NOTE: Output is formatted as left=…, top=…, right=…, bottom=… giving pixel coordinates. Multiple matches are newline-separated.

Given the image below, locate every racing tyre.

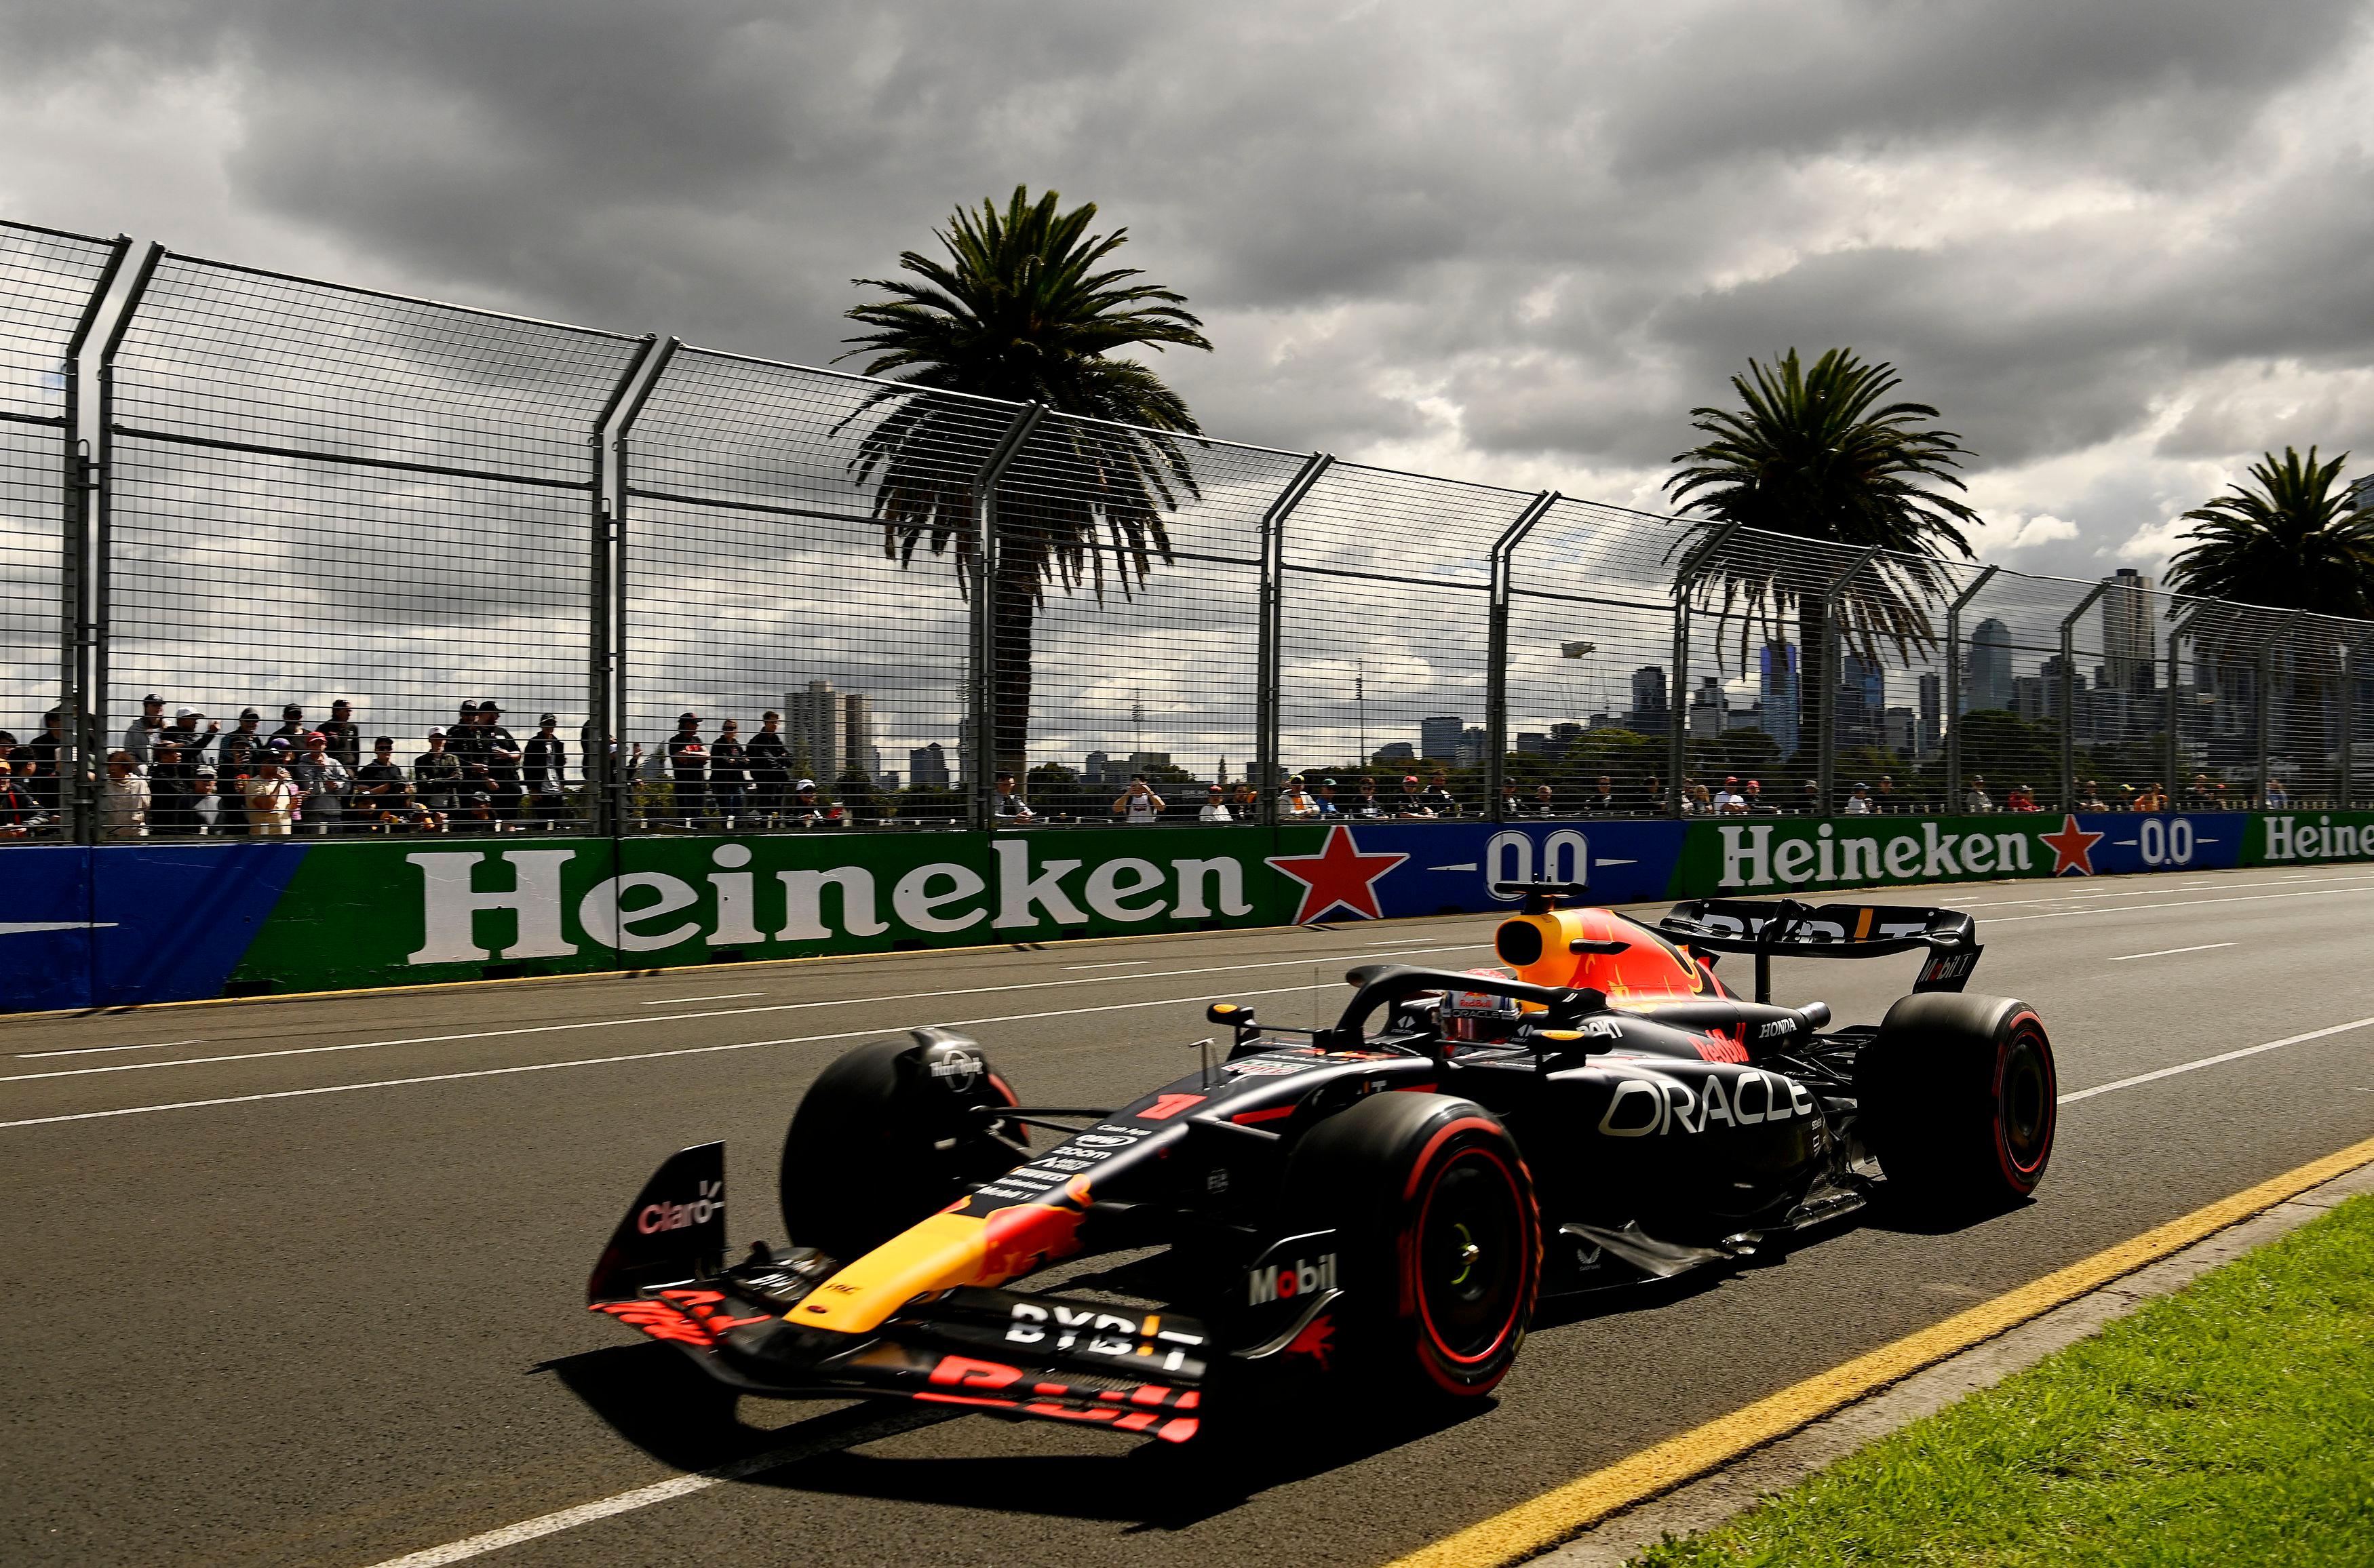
left=1856, top=993, right=2057, bottom=1213
left=1284, top=1092, right=1540, bottom=1400
left=779, top=1029, right=1024, bottom=1264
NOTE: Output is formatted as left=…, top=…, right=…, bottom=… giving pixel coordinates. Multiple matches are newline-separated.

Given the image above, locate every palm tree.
left=2165, top=447, right=2374, bottom=617
left=1663, top=347, right=1981, bottom=751
left=837, top=186, right=1213, bottom=779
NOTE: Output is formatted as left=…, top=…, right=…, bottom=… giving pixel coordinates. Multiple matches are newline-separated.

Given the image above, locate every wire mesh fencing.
left=5, top=218, right=2373, bottom=843
left=0, top=221, right=126, bottom=839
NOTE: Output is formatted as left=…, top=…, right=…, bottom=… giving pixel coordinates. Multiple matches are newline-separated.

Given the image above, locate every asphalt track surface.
left=7, top=863, right=2374, bottom=1568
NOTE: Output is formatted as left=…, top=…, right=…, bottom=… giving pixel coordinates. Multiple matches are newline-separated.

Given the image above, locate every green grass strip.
left=1633, top=1194, right=2374, bottom=1567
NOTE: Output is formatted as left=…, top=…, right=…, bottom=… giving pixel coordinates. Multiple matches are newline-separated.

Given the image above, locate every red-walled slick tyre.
left=1285, top=1091, right=1541, bottom=1400
left=1856, top=992, right=2057, bottom=1212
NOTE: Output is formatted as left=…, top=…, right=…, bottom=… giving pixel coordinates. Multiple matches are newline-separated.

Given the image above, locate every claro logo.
left=637, top=1178, right=722, bottom=1234
left=1249, top=1253, right=1338, bottom=1306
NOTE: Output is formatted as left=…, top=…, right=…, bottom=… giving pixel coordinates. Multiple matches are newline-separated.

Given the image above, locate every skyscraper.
left=1759, top=640, right=1799, bottom=756
left=1918, top=671, right=1941, bottom=756
left=2101, top=568, right=2155, bottom=693
left=908, top=743, right=950, bottom=789
left=1419, top=716, right=1465, bottom=761
left=1968, top=619, right=2013, bottom=711
left=783, top=680, right=845, bottom=781
left=1628, top=666, right=1669, bottom=734
left=841, top=692, right=877, bottom=780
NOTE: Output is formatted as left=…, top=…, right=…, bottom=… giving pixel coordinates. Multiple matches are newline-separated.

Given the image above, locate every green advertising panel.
left=231, top=827, right=1306, bottom=994
left=1669, top=812, right=2128, bottom=895
left=2240, top=810, right=2374, bottom=868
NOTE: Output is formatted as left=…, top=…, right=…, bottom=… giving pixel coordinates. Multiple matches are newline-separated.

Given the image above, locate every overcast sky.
left=7, top=0, right=2374, bottom=589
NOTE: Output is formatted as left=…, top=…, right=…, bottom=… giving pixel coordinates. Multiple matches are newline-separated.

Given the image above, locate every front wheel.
left=1856, top=993, right=2057, bottom=1212
left=1284, top=1092, right=1540, bottom=1400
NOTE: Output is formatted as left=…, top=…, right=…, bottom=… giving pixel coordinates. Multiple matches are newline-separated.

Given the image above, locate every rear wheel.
left=779, top=1029, right=1024, bottom=1263
left=1284, top=1092, right=1540, bottom=1400
left=1856, top=993, right=2057, bottom=1212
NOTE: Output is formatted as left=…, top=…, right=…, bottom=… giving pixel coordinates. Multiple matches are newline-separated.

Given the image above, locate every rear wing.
left=1657, top=898, right=1981, bottom=1002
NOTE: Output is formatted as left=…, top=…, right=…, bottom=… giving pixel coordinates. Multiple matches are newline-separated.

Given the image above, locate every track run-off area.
left=6, top=863, right=2374, bottom=1568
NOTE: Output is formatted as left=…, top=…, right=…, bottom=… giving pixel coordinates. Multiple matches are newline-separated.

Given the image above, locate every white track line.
left=0, top=982, right=1334, bottom=1132
left=2057, top=1015, right=2374, bottom=1104
left=342, top=1005, right=2374, bottom=1568
left=1985, top=882, right=2374, bottom=926
left=0, top=943, right=1494, bottom=1086
left=638, top=992, right=764, bottom=1005
left=2107, top=943, right=2236, bottom=962
left=15, top=1038, right=203, bottom=1059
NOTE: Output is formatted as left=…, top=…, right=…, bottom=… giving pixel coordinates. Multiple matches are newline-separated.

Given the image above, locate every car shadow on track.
left=541, top=1339, right=1494, bottom=1530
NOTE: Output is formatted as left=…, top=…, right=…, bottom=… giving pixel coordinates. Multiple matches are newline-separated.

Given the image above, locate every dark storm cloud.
left=5, top=0, right=2374, bottom=576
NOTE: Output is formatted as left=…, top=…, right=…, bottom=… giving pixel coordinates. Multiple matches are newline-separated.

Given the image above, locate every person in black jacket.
left=477, top=701, right=524, bottom=827
left=524, top=713, right=568, bottom=829
left=216, top=709, right=269, bottom=835
left=665, top=713, right=707, bottom=827
left=709, top=718, right=749, bottom=829
left=317, top=700, right=362, bottom=770
left=747, top=710, right=790, bottom=827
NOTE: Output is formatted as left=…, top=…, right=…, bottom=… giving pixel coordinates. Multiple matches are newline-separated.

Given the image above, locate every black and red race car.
left=586, top=884, right=2056, bottom=1443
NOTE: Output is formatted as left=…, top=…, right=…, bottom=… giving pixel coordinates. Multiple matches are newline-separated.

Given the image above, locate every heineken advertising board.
left=0, top=810, right=2354, bottom=1011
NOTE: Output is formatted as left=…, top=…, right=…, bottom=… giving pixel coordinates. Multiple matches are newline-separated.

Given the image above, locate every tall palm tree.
left=837, top=186, right=1212, bottom=779
left=1663, top=347, right=1980, bottom=751
left=2165, top=447, right=2374, bottom=617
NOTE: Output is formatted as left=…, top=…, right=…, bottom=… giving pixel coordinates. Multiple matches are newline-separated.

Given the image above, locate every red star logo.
left=2038, top=813, right=2105, bottom=876
left=1266, top=825, right=1409, bottom=924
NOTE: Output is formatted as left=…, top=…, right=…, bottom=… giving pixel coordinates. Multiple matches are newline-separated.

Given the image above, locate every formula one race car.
left=586, top=884, right=2056, bottom=1443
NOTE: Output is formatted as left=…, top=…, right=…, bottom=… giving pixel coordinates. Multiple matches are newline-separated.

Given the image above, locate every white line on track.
left=2059, top=1016, right=2374, bottom=1104
left=0, top=981, right=1335, bottom=1131
left=1983, top=882, right=2374, bottom=926
left=338, top=1001, right=2374, bottom=1568
left=1058, top=960, right=1157, bottom=970
left=14, top=1038, right=203, bottom=1059
left=0, top=944, right=1496, bottom=1086
left=2107, top=943, right=2236, bottom=962
left=637, top=992, right=764, bottom=1005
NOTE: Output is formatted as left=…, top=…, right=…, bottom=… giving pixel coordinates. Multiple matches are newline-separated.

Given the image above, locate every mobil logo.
left=1248, top=1251, right=1338, bottom=1306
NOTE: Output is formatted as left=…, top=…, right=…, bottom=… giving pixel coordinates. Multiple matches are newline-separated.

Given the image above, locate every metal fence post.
left=969, top=403, right=1045, bottom=831
left=1942, top=564, right=1998, bottom=817
left=54, top=236, right=129, bottom=846
left=1668, top=521, right=1741, bottom=818
left=2343, top=629, right=2374, bottom=810
left=1485, top=491, right=1557, bottom=822
left=1815, top=546, right=1882, bottom=816
left=2057, top=582, right=2109, bottom=810
left=2164, top=608, right=2188, bottom=806
left=1255, top=454, right=1331, bottom=827
left=589, top=335, right=665, bottom=840
left=87, top=241, right=163, bottom=844
left=2257, top=610, right=2305, bottom=807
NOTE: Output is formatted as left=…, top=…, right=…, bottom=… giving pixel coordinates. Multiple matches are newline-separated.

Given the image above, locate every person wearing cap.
left=1312, top=777, right=1343, bottom=817
left=1394, top=775, right=1435, bottom=819
left=291, top=730, right=351, bottom=836
left=1742, top=779, right=1770, bottom=814
left=317, top=701, right=362, bottom=770
left=524, top=714, right=569, bottom=829
left=475, top=702, right=524, bottom=825
left=412, top=728, right=463, bottom=823
left=1964, top=773, right=1993, bottom=814
left=149, top=739, right=200, bottom=836
left=122, top=693, right=168, bottom=766
left=161, top=704, right=220, bottom=765
left=101, top=750, right=151, bottom=838
left=1198, top=784, right=1232, bottom=823
left=244, top=747, right=296, bottom=836
left=269, top=703, right=307, bottom=749
left=354, top=737, right=412, bottom=831
left=790, top=777, right=834, bottom=829
left=1713, top=777, right=1745, bottom=813
left=1844, top=781, right=1875, bottom=815
left=216, top=709, right=267, bottom=834
left=1351, top=776, right=1386, bottom=819
left=189, top=766, right=222, bottom=836
left=1278, top=777, right=1319, bottom=821
left=666, top=712, right=707, bottom=827
left=993, top=771, right=1034, bottom=824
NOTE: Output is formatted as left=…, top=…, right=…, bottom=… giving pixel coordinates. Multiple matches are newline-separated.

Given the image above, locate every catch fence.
left=5, top=216, right=2371, bottom=844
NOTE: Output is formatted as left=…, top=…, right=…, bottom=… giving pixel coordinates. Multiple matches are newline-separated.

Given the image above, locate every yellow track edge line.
left=1386, top=1132, right=2374, bottom=1568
